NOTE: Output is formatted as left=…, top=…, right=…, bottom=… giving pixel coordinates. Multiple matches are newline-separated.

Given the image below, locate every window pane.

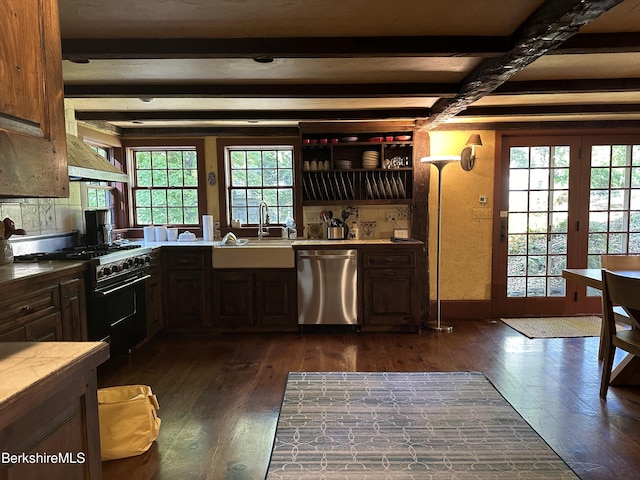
left=138, top=170, right=152, bottom=187
left=168, top=170, right=184, bottom=187
left=152, top=170, right=168, bottom=187
left=168, top=151, right=183, bottom=169
left=151, top=151, right=167, bottom=169
left=136, top=151, right=151, bottom=169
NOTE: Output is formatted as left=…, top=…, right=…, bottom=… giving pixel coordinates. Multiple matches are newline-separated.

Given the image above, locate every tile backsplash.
left=302, top=204, right=411, bottom=239
left=0, top=183, right=84, bottom=236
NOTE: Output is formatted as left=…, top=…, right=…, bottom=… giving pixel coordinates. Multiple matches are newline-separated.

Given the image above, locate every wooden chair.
left=598, top=255, right=640, bottom=357
left=600, top=269, right=640, bottom=399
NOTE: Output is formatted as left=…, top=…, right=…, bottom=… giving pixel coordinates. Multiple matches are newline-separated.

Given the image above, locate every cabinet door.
left=25, top=312, right=63, bottom=341
left=0, top=0, right=68, bottom=197
left=60, top=278, right=88, bottom=341
left=146, top=251, right=164, bottom=336
left=255, top=271, right=296, bottom=326
left=166, top=271, right=207, bottom=328
left=362, top=269, right=416, bottom=328
left=213, top=272, right=254, bottom=327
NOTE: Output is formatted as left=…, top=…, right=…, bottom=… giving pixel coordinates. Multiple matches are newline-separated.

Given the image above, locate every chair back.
left=601, top=254, right=640, bottom=270
left=601, top=269, right=640, bottom=337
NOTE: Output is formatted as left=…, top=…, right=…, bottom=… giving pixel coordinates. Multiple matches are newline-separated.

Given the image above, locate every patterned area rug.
left=500, top=315, right=603, bottom=338
left=266, top=372, right=579, bottom=479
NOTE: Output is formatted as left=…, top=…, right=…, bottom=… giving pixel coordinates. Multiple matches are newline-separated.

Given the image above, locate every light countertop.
left=0, top=261, right=86, bottom=285
left=0, top=342, right=109, bottom=410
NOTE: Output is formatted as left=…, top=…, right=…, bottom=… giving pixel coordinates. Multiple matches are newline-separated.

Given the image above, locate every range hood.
left=66, top=134, right=129, bottom=183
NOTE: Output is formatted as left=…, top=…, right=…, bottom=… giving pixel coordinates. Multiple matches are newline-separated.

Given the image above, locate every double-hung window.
left=218, top=139, right=297, bottom=229
left=127, top=140, right=205, bottom=227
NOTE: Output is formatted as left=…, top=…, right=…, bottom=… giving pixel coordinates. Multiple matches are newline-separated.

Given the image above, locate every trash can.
left=97, top=385, right=161, bottom=461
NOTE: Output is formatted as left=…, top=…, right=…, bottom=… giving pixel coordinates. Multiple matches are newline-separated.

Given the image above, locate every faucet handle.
left=265, top=213, right=270, bottom=225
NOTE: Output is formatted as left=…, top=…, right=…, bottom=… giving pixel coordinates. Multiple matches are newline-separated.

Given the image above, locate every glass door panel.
left=585, top=141, right=640, bottom=300
left=497, top=136, right=581, bottom=316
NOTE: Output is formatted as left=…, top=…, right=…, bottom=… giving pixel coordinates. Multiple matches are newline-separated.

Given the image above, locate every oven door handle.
left=95, top=274, right=151, bottom=297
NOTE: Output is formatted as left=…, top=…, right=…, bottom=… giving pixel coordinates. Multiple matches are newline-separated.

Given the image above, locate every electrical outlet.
left=386, top=213, right=396, bottom=222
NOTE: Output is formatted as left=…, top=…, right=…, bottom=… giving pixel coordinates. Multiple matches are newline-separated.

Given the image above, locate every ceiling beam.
left=61, top=32, right=640, bottom=62
left=64, top=83, right=457, bottom=99
left=424, top=0, right=624, bottom=130
left=458, top=103, right=640, bottom=118
left=493, top=78, right=640, bottom=95
left=61, top=36, right=508, bottom=61
left=550, top=32, right=640, bottom=54
left=74, top=108, right=430, bottom=122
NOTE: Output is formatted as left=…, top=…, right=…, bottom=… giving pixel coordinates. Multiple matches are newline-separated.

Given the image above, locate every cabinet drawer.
left=0, top=286, right=60, bottom=327
left=363, top=251, right=416, bottom=268
left=168, top=253, right=205, bottom=270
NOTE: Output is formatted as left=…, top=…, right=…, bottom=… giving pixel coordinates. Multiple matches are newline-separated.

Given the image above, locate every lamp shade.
left=466, top=134, right=483, bottom=147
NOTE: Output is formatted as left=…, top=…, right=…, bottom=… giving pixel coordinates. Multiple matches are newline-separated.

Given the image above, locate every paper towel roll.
left=143, top=226, right=156, bottom=242
left=202, top=215, right=214, bottom=242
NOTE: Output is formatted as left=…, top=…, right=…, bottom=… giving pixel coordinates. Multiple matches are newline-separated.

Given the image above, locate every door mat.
left=266, top=371, right=579, bottom=479
left=500, top=315, right=604, bottom=338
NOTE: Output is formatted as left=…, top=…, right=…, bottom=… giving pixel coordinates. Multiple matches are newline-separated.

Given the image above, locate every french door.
left=495, top=134, right=640, bottom=317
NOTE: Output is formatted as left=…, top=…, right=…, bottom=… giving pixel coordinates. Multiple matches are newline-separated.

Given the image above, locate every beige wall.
left=427, top=131, right=495, bottom=301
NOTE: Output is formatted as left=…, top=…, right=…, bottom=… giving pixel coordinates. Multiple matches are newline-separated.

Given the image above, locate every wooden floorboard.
left=98, top=319, right=640, bottom=480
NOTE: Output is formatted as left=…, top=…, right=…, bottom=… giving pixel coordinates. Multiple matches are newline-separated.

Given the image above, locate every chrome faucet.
left=258, top=200, right=270, bottom=240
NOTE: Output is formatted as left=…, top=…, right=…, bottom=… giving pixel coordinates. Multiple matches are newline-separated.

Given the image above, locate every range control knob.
left=97, top=268, right=105, bottom=278
left=144, top=255, right=151, bottom=264
left=121, top=262, right=130, bottom=270
left=102, top=266, right=112, bottom=276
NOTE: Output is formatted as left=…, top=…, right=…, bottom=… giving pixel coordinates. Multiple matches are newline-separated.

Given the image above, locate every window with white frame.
left=225, top=145, right=294, bottom=225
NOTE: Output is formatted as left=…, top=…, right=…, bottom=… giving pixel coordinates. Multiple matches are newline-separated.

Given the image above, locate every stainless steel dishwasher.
left=297, top=249, right=358, bottom=326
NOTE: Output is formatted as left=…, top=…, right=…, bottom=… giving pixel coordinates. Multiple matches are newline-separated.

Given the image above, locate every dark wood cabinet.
left=60, top=278, right=87, bottom=341
left=163, top=247, right=212, bottom=329
left=212, top=269, right=296, bottom=330
left=145, top=248, right=164, bottom=337
left=361, top=246, right=420, bottom=332
left=212, top=271, right=254, bottom=328
left=0, top=342, right=108, bottom=480
left=255, top=270, right=296, bottom=327
left=0, top=285, right=63, bottom=342
left=0, top=0, right=68, bottom=197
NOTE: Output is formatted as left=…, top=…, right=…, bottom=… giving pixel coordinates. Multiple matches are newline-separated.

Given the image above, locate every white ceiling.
left=59, top=0, right=640, bottom=133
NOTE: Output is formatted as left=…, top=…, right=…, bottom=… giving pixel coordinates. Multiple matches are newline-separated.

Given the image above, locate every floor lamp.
left=420, top=156, right=460, bottom=332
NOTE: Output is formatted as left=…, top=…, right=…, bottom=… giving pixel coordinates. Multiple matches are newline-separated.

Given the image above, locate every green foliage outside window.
left=133, top=148, right=199, bottom=225
left=228, top=147, right=294, bottom=225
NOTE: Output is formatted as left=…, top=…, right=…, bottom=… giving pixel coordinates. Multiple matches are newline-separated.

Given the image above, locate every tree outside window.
left=226, top=146, right=294, bottom=225
left=131, top=147, right=200, bottom=226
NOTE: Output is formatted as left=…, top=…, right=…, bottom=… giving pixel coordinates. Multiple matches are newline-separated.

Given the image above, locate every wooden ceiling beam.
left=458, top=103, right=640, bottom=118
left=64, top=83, right=457, bottom=98
left=551, top=32, right=640, bottom=55
left=494, top=78, right=640, bottom=95
left=62, top=36, right=508, bottom=61
left=424, top=0, right=624, bottom=129
left=61, top=32, right=640, bottom=62
left=74, top=108, right=430, bottom=122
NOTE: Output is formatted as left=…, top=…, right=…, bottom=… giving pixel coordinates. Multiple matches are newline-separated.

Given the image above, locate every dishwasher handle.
left=298, top=253, right=354, bottom=260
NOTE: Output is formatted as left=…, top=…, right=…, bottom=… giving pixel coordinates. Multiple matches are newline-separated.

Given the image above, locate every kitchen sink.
left=212, top=238, right=295, bottom=268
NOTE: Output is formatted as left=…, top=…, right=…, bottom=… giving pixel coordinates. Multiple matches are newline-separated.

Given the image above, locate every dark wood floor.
left=98, top=319, right=640, bottom=480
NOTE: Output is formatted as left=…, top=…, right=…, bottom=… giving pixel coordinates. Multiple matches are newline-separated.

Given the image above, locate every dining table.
left=562, top=268, right=640, bottom=386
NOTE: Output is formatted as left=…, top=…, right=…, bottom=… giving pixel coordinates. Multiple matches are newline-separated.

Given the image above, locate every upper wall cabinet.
left=0, top=0, right=68, bottom=198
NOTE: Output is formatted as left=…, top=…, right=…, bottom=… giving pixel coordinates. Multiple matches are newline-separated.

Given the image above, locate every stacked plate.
left=334, top=159, right=352, bottom=170
left=362, top=150, right=380, bottom=169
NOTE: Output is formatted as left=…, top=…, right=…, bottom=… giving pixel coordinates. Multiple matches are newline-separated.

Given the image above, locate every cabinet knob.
left=22, top=306, right=35, bottom=315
